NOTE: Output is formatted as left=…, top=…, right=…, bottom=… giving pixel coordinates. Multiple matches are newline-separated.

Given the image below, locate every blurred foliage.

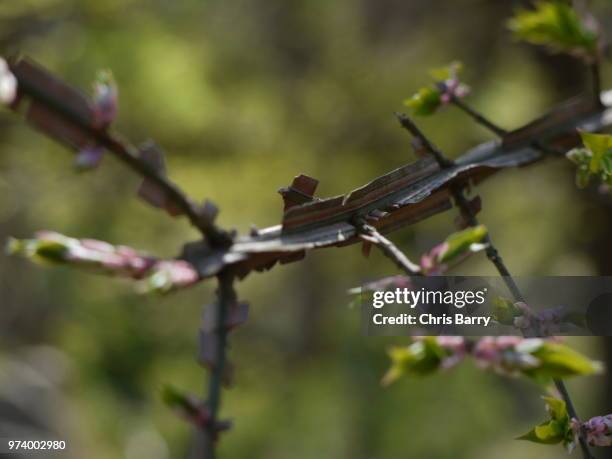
left=567, top=131, right=612, bottom=188
left=508, top=1, right=599, bottom=61
left=1, top=1, right=612, bottom=458
left=404, top=61, right=469, bottom=116
left=518, top=396, right=575, bottom=452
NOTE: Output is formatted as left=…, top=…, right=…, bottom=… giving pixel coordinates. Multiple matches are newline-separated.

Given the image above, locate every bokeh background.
left=1, top=1, right=612, bottom=458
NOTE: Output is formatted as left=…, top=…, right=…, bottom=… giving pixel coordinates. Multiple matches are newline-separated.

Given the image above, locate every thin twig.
left=104, top=135, right=232, bottom=247
left=450, top=97, right=508, bottom=137
left=456, top=189, right=593, bottom=459
left=451, top=190, right=525, bottom=302
left=12, top=74, right=232, bottom=246
left=354, top=218, right=421, bottom=275
left=448, top=97, right=574, bottom=158
left=397, top=113, right=595, bottom=459
left=394, top=112, right=454, bottom=168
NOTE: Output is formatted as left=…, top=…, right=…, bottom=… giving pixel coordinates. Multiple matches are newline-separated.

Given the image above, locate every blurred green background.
left=1, top=1, right=612, bottom=458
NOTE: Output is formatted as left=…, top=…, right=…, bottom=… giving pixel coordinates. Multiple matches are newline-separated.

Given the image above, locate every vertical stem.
left=195, top=271, right=234, bottom=459
left=453, top=188, right=592, bottom=459
left=452, top=190, right=525, bottom=302
left=453, top=187, right=593, bottom=459
left=397, top=114, right=594, bottom=459
left=207, top=271, right=233, bottom=419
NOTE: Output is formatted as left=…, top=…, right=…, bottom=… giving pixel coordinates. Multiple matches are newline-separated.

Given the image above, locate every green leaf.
left=161, top=384, right=197, bottom=415
left=535, top=421, right=565, bottom=442
left=517, top=397, right=571, bottom=446
left=95, top=69, right=115, bottom=87
left=404, top=86, right=442, bottom=116
left=382, top=338, right=449, bottom=386
left=600, top=150, right=612, bottom=175
left=437, top=224, right=488, bottom=264
left=428, top=61, right=463, bottom=82
left=567, top=133, right=612, bottom=188
left=579, top=131, right=612, bottom=173
left=566, top=147, right=590, bottom=165
left=517, top=426, right=561, bottom=444
left=5, top=236, right=69, bottom=265
left=492, top=296, right=522, bottom=325
left=542, top=396, right=568, bottom=420
left=524, top=341, right=603, bottom=381
left=508, top=1, right=598, bottom=60
left=33, top=240, right=70, bottom=263
left=575, top=165, right=591, bottom=188
left=5, top=237, right=24, bottom=256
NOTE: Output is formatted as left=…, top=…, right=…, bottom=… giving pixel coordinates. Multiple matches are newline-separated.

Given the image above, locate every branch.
left=207, top=272, right=233, bottom=420
left=5, top=56, right=231, bottom=247
left=394, top=112, right=454, bottom=167
left=353, top=218, right=421, bottom=275
left=450, top=97, right=509, bottom=137
left=448, top=96, right=567, bottom=160
left=6, top=231, right=200, bottom=294
left=102, top=135, right=231, bottom=247
left=6, top=58, right=612, bottom=284
left=451, top=191, right=526, bottom=301
left=396, top=113, right=595, bottom=459
left=193, top=270, right=239, bottom=459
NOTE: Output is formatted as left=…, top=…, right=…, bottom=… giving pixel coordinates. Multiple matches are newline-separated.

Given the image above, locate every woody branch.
left=395, top=112, right=595, bottom=459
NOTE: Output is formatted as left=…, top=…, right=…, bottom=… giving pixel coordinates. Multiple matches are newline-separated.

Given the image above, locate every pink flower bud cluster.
left=403, top=336, right=552, bottom=376
left=513, top=302, right=570, bottom=336
left=92, top=70, right=118, bottom=128
left=75, top=71, right=119, bottom=170
left=0, top=57, right=17, bottom=105
left=472, top=336, right=541, bottom=376
left=75, top=146, right=105, bottom=170
left=8, top=231, right=199, bottom=293
left=36, top=231, right=157, bottom=276
left=437, top=78, right=470, bottom=105
left=144, top=259, right=200, bottom=294
left=420, top=336, right=468, bottom=369
left=573, top=415, right=612, bottom=447
left=419, top=242, right=449, bottom=275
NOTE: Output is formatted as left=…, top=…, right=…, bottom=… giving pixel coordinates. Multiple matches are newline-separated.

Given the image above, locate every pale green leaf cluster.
left=436, top=224, right=488, bottom=264
left=404, top=86, right=442, bottom=116
left=403, top=61, right=466, bottom=116
left=6, top=235, right=71, bottom=265
left=518, top=397, right=576, bottom=452
left=567, top=131, right=612, bottom=188
left=428, top=61, right=463, bottom=82
left=161, top=384, right=193, bottom=410
left=382, top=338, right=457, bottom=386
left=384, top=338, right=601, bottom=387
left=419, top=224, right=488, bottom=274
left=521, top=340, right=603, bottom=383
left=508, top=1, right=598, bottom=60
left=491, top=296, right=523, bottom=325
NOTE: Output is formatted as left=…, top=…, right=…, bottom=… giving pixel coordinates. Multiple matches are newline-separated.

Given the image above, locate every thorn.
left=279, top=174, right=319, bottom=211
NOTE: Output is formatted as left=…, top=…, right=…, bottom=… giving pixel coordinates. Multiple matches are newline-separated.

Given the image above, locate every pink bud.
left=92, top=70, right=118, bottom=128
left=0, top=58, right=17, bottom=105
left=75, top=146, right=105, bottom=170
